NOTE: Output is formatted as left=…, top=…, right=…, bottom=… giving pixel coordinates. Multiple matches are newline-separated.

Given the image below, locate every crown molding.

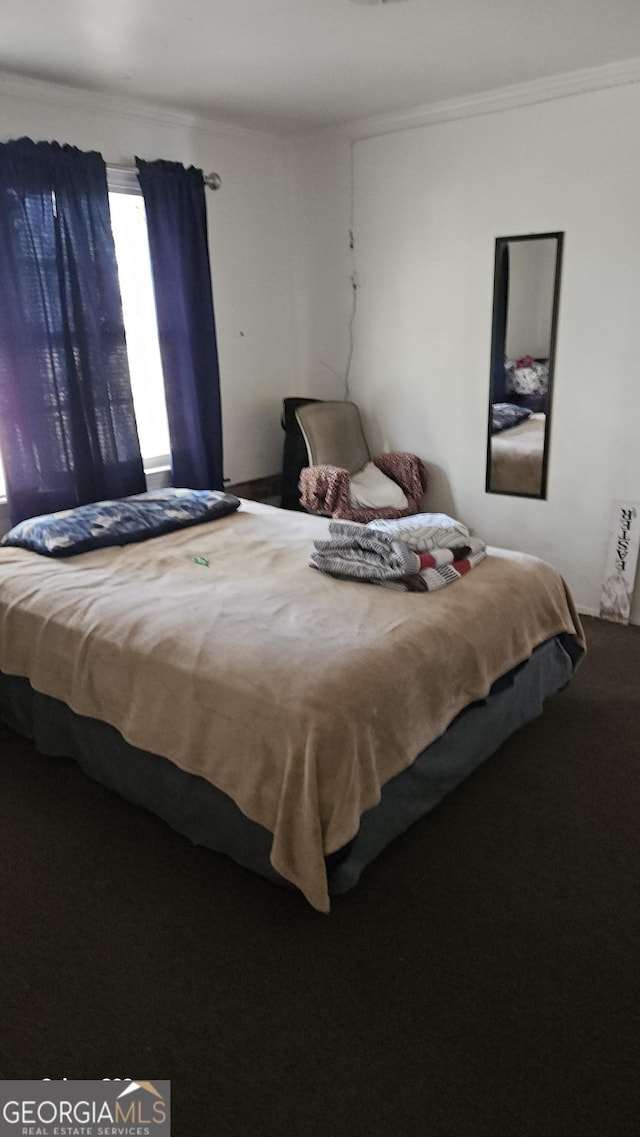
left=0, top=70, right=285, bottom=147
left=3, top=55, right=640, bottom=152
left=290, top=55, right=640, bottom=146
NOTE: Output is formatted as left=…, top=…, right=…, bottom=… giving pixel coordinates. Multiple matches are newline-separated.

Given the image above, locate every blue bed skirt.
left=0, top=634, right=576, bottom=899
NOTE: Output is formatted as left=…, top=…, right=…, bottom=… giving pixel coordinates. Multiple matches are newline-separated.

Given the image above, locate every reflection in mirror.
left=486, top=232, right=563, bottom=499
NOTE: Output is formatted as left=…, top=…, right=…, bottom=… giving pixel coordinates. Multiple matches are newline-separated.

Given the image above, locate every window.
left=0, top=176, right=170, bottom=502
left=108, top=186, right=170, bottom=471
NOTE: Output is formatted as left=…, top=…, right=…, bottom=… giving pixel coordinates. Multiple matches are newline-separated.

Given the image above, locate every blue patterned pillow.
left=491, top=403, right=533, bottom=434
left=0, top=489, right=241, bottom=557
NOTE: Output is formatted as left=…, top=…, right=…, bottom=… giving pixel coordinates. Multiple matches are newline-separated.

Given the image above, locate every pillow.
left=505, top=359, right=549, bottom=396
left=349, top=462, right=408, bottom=510
left=491, top=403, right=533, bottom=434
left=0, top=488, right=241, bottom=557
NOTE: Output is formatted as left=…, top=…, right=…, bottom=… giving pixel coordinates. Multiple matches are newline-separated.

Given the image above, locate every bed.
left=0, top=496, right=584, bottom=912
left=489, top=413, right=546, bottom=496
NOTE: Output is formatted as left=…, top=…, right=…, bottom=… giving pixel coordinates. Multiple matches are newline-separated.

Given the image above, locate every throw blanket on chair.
left=311, top=514, right=486, bottom=591
left=299, top=452, right=428, bottom=522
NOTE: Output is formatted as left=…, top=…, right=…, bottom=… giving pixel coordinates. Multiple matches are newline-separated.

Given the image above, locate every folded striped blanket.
left=311, top=514, right=486, bottom=591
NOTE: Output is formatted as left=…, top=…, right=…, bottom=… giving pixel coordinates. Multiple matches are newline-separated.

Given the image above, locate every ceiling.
left=3, top=0, right=640, bottom=135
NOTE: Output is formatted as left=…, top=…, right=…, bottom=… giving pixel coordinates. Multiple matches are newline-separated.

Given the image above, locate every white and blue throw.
left=1, top=488, right=241, bottom=557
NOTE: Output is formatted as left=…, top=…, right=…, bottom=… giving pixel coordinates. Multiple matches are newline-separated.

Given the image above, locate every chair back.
left=295, top=401, right=371, bottom=475
left=280, top=397, right=322, bottom=509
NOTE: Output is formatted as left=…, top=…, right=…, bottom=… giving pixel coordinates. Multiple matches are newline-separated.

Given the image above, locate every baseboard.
left=577, top=604, right=640, bottom=627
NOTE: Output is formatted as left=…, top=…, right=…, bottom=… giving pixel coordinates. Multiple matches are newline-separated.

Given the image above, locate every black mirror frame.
left=485, top=231, right=564, bottom=500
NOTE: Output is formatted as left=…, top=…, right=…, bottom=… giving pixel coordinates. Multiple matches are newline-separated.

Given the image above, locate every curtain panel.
left=0, top=137, right=145, bottom=524
left=490, top=241, right=510, bottom=404
left=136, top=157, right=223, bottom=491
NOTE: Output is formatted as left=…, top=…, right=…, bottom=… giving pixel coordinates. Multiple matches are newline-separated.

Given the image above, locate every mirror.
left=486, top=232, right=563, bottom=499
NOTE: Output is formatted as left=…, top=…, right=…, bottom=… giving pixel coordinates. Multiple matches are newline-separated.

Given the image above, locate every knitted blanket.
left=299, top=452, right=428, bottom=522
left=311, top=514, right=486, bottom=591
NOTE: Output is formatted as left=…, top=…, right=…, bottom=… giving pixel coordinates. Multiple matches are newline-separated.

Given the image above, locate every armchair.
left=295, top=400, right=428, bottom=522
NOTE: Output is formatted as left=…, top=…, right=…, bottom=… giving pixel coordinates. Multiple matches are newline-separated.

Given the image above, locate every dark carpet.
left=0, top=615, right=638, bottom=1137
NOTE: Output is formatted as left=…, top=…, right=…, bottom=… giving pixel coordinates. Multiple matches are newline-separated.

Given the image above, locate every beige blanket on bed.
left=0, top=501, right=584, bottom=912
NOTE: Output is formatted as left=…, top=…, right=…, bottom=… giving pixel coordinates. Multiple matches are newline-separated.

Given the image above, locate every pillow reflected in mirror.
left=491, top=403, right=533, bottom=435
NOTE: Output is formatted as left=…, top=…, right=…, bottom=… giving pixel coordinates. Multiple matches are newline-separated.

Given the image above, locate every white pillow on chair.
left=349, top=461, right=408, bottom=510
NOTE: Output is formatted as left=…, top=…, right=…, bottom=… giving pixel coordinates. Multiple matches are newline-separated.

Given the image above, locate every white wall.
left=285, top=137, right=355, bottom=400
left=288, top=82, right=640, bottom=623
left=0, top=76, right=296, bottom=487
left=3, top=72, right=640, bottom=623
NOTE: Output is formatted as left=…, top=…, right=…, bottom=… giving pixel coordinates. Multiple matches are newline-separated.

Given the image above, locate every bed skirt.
left=0, top=634, right=576, bottom=899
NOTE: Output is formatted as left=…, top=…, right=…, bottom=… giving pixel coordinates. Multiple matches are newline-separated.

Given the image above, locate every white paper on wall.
left=599, top=501, right=640, bottom=625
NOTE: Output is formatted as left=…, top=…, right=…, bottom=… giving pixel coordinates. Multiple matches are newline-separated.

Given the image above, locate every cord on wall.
left=343, top=275, right=358, bottom=401
left=320, top=144, right=358, bottom=397
left=342, top=139, right=359, bottom=401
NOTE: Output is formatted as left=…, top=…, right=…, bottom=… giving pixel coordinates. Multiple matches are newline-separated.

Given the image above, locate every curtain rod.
left=108, top=164, right=221, bottom=190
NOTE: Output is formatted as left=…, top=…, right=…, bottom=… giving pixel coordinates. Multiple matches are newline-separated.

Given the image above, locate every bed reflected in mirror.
left=486, top=232, right=563, bottom=499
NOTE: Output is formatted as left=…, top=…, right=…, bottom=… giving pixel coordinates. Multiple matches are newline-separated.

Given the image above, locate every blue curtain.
left=136, top=158, right=223, bottom=490
left=0, top=137, right=146, bottom=525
